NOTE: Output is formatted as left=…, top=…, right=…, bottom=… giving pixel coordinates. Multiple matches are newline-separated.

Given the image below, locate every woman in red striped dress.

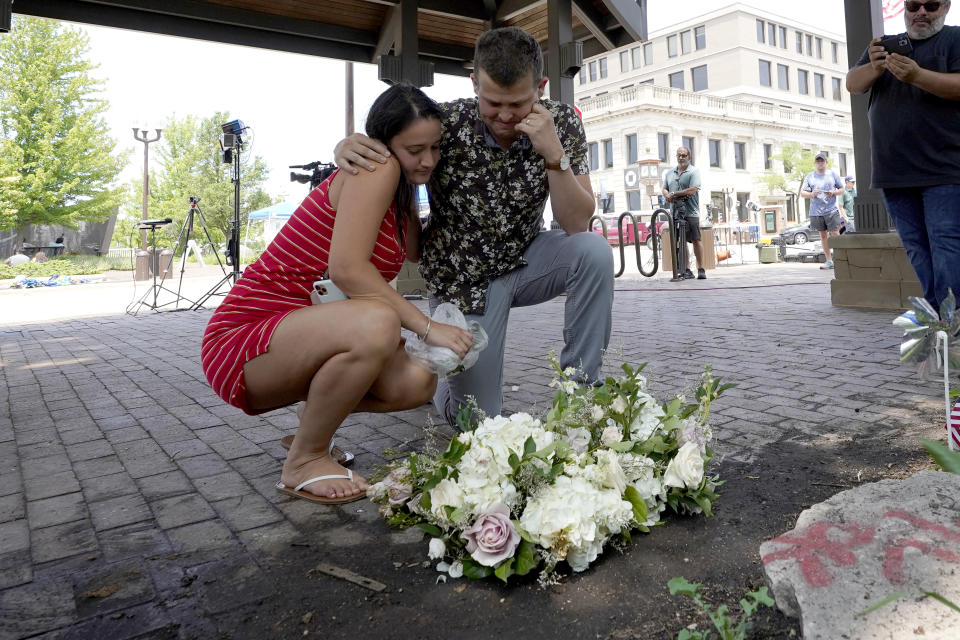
left=201, top=85, right=474, bottom=504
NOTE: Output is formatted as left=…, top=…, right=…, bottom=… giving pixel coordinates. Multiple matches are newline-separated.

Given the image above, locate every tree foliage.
left=132, top=112, right=272, bottom=250
left=756, top=142, right=817, bottom=198
left=0, top=17, right=125, bottom=230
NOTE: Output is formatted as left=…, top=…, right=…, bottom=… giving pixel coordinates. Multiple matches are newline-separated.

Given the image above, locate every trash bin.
left=758, top=244, right=781, bottom=263
left=135, top=250, right=151, bottom=281
left=158, top=249, right=174, bottom=278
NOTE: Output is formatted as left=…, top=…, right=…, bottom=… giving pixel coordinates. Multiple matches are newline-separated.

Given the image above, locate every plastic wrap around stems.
left=405, top=303, right=489, bottom=376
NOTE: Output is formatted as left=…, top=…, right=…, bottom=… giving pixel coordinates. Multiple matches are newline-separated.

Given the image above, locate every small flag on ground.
left=948, top=398, right=960, bottom=449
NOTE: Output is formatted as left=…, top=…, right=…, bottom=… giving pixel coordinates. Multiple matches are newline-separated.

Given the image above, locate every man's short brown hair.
left=474, top=27, right=543, bottom=87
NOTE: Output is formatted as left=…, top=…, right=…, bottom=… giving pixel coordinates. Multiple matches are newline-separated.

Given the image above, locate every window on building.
left=667, top=34, right=678, bottom=57
left=681, top=30, right=692, bottom=54
left=710, top=191, right=727, bottom=224
left=579, top=70, right=586, bottom=85
left=682, top=136, right=695, bottom=164
left=737, top=192, right=751, bottom=222
left=626, top=134, right=638, bottom=164
left=816, top=37, right=823, bottom=58
left=734, top=142, right=746, bottom=169
left=783, top=155, right=793, bottom=174
left=589, top=61, right=597, bottom=82
left=640, top=78, right=654, bottom=85
left=643, top=42, right=653, bottom=65
left=763, top=144, right=773, bottom=170
left=589, top=142, right=599, bottom=170
left=631, top=46, right=642, bottom=68
left=658, top=133, right=669, bottom=163
left=805, top=34, right=813, bottom=56
left=599, top=193, right=615, bottom=213
left=709, top=139, right=721, bottom=167
left=768, top=22, right=777, bottom=46
left=832, top=76, right=842, bottom=100
left=669, top=71, right=685, bottom=89
left=599, top=57, right=608, bottom=78
left=695, top=25, right=706, bottom=50
left=759, top=59, right=772, bottom=87
left=691, top=65, right=708, bottom=91
left=603, top=139, right=614, bottom=168
left=839, top=152, right=847, bottom=177
left=779, top=26, right=787, bottom=49
left=620, top=50, right=630, bottom=73
left=777, top=64, right=789, bottom=90
left=798, top=69, right=809, bottom=95
left=796, top=31, right=803, bottom=53
left=757, top=19, right=765, bottom=43
left=814, top=72, right=825, bottom=97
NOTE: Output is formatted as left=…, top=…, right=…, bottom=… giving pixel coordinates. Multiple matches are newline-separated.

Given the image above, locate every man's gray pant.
left=432, top=230, right=614, bottom=427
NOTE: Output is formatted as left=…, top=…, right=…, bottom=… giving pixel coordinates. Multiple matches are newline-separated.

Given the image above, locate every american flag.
left=883, top=0, right=905, bottom=21
left=948, top=398, right=960, bottom=449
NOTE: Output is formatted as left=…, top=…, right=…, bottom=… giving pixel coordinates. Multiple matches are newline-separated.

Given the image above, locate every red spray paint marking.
left=762, top=521, right=875, bottom=587
left=883, top=538, right=960, bottom=585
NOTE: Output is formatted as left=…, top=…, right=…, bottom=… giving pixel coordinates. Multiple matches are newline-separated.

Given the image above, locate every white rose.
left=590, top=404, right=606, bottom=422
left=663, top=442, right=705, bottom=489
left=429, top=478, right=466, bottom=520
left=428, top=538, right=446, bottom=560
left=611, top=396, right=627, bottom=414
left=564, top=427, right=591, bottom=454
left=601, top=426, right=622, bottom=445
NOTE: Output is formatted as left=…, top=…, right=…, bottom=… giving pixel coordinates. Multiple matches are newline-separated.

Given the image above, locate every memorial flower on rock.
left=368, top=355, right=730, bottom=585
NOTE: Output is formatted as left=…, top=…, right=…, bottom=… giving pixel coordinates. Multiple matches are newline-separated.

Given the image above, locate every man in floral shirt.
left=335, top=27, right=613, bottom=427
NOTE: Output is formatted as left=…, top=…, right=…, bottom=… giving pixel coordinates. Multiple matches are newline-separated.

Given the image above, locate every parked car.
left=592, top=212, right=667, bottom=249
left=780, top=218, right=853, bottom=245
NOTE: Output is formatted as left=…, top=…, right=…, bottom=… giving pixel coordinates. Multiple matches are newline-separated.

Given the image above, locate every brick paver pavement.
left=0, top=261, right=948, bottom=639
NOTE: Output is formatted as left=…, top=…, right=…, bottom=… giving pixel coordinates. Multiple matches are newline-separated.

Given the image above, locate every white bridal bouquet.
left=368, top=355, right=730, bottom=584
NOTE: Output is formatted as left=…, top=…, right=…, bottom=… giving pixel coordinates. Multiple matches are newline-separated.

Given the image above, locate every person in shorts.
left=800, top=152, right=844, bottom=269
left=662, top=146, right=705, bottom=279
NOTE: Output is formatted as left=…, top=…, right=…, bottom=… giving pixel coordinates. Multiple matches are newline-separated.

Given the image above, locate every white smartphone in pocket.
left=310, top=279, right=348, bottom=304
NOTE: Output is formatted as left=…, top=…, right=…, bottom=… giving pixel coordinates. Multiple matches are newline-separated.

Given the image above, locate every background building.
left=575, top=3, right=853, bottom=235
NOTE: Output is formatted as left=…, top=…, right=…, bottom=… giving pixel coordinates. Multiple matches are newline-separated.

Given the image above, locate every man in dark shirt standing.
left=336, top=27, right=613, bottom=426
left=846, top=0, right=960, bottom=310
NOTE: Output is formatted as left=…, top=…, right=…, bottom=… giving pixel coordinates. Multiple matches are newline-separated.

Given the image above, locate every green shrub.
left=0, top=254, right=133, bottom=280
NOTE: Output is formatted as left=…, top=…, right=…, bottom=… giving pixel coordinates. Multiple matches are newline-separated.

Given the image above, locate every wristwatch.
left=545, top=153, right=570, bottom=171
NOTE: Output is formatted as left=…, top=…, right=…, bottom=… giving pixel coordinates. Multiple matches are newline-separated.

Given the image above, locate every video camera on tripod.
left=290, top=161, right=337, bottom=190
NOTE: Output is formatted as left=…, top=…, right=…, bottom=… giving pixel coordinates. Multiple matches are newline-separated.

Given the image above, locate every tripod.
left=193, top=139, right=243, bottom=310
left=126, top=218, right=180, bottom=315
left=163, top=196, right=226, bottom=310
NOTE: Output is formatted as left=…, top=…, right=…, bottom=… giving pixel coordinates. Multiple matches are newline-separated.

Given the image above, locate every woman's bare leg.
left=243, top=300, right=401, bottom=499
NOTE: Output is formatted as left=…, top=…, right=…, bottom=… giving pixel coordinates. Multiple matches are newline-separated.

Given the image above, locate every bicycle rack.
left=589, top=210, right=665, bottom=278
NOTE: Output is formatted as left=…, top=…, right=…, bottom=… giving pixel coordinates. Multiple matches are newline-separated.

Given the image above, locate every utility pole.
left=345, top=62, right=355, bottom=135
left=132, top=128, right=162, bottom=249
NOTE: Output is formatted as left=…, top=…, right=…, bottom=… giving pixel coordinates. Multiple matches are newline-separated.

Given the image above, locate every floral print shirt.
left=419, top=97, right=589, bottom=314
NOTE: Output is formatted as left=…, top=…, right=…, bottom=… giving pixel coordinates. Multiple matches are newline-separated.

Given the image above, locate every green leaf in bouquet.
left=679, top=404, right=699, bottom=420
left=549, top=461, right=566, bottom=480
left=552, top=440, right=573, bottom=460
left=494, top=558, right=515, bottom=583
left=417, top=523, right=444, bottom=537
left=455, top=402, right=478, bottom=432
left=624, top=485, right=649, bottom=523
left=512, top=539, right=540, bottom=576
left=419, top=492, right=432, bottom=511
left=524, top=436, right=537, bottom=456
left=420, top=468, right=447, bottom=493
left=508, top=452, right=521, bottom=471
left=461, top=556, right=494, bottom=579
left=638, top=435, right=669, bottom=455
left=442, top=437, right=470, bottom=465
left=449, top=506, right=468, bottom=523
left=606, top=440, right=636, bottom=453
left=692, top=492, right=714, bottom=517
left=668, top=576, right=701, bottom=597
left=664, top=397, right=684, bottom=417
left=513, top=521, right=536, bottom=544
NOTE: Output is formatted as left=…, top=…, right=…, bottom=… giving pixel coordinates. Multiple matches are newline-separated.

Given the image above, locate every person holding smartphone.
left=201, top=84, right=474, bottom=504
left=846, top=0, right=960, bottom=310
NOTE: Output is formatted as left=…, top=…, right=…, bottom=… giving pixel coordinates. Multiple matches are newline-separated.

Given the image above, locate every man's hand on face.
left=514, top=103, right=563, bottom=162
left=884, top=52, right=922, bottom=83
left=334, top=133, right=391, bottom=175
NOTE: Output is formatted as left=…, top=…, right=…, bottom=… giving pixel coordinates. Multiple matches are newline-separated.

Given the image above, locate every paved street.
left=0, top=257, right=948, bottom=639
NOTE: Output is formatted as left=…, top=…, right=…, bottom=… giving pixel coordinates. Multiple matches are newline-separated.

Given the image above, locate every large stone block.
left=830, top=233, right=921, bottom=310
left=762, top=471, right=960, bottom=640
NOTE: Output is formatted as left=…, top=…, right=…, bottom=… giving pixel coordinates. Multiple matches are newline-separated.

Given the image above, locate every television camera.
left=290, top=161, right=337, bottom=190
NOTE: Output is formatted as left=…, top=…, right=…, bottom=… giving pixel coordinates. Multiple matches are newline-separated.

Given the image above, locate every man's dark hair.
left=474, top=27, right=543, bottom=87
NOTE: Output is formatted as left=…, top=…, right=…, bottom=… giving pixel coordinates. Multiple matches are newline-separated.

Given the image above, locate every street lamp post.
left=132, top=128, right=162, bottom=250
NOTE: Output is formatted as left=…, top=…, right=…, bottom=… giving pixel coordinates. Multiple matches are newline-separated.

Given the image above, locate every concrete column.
left=398, top=0, right=419, bottom=85
left=546, top=0, right=575, bottom=104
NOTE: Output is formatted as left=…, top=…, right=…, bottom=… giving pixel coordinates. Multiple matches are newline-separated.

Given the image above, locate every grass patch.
left=0, top=254, right=134, bottom=279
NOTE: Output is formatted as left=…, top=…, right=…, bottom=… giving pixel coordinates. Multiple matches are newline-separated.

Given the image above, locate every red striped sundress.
left=201, top=170, right=407, bottom=414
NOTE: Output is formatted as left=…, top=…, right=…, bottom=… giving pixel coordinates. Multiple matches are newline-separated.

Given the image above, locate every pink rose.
left=463, top=503, right=520, bottom=567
